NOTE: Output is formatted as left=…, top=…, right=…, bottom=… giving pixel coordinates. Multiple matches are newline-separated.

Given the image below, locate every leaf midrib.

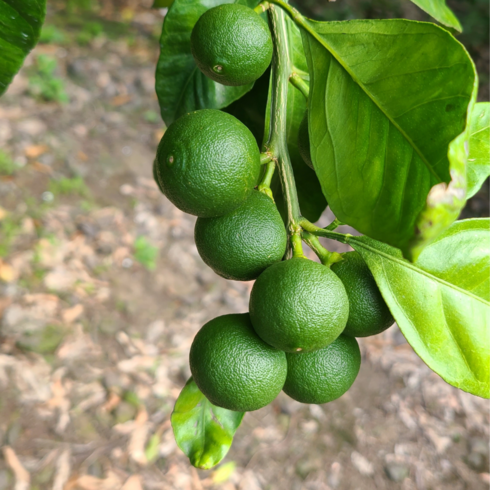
left=197, top=396, right=210, bottom=465
left=350, top=236, right=490, bottom=306
left=305, top=20, right=454, bottom=182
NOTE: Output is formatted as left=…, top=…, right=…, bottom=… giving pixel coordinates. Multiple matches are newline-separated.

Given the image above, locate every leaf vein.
left=361, top=62, right=468, bottom=84
left=394, top=95, right=469, bottom=120
left=306, top=26, right=459, bottom=181
left=439, top=288, right=479, bottom=381
left=351, top=237, right=490, bottom=306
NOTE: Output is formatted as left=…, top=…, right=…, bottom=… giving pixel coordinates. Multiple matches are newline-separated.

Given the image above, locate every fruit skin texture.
left=189, top=313, right=287, bottom=412
left=249, top=258, right=349, bottom=353
left=331, top=252, right=394, bottom=337
left=195, top=190, right=287, bottom=281
left=283, top=334, right=361, bottom=404
left=155, top=110, right=261, bottom=218
left=298, top=111, right=313, bottom=169
left=152, top=158, right=164, bottom=193
left=191, top=4, right=273, bottom=87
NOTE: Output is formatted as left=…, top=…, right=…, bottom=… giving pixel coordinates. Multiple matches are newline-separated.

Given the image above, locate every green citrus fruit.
left=283, top=334, right=361, bottom=404
left=297, top=111, right=313, bottom=169
left=152, top=158, right=164, bottom=193
left=195, top=190, right=287, bottom=281
left=331, top=251, right=394, bottom=337
left=189, top=313, right=287, bottom=412
left=249, top=258, right=349, bottom=353
left=191, top=4, right=273, bottom=87
left=155, top=110, right=261, bottom=218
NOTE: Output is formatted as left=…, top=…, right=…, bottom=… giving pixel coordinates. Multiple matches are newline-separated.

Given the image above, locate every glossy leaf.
left=409, top=0, right=462, bottom=32
left=224, top=68, right=270, bottom=144
left=0, top=0, right=46, bottom=97
left=152, top=0, right=174, bottom=8
left=267, top=17, right=327, bottom=222
left=155, top=0, right=260, bottom=126
left=302, top=19, right=477, bottom=260
left=407, top=119, right=469, bottom=261
left=415, top=219, right=490, bottom=301
left=466, top=102, right=490, bottom=199
left=171, top=377, right=245, bottom=469
left=286, top=17, right=327, bottom=222
left=339, top=223, right=490, bottom=398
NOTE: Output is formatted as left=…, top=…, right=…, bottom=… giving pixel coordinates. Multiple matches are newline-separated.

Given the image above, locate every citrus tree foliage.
left=150, top=0, right=489, bottom=470
left=301, top=19, right=476, bottom=259
left=340, top=221, right=489, bottom=399
left=0, top=0, right=46, bottom=96
left=171, top=378, right=244, bottom=469
left=467, top=102, right=490, bottom=198
left=408, top=0, right=462, bottom=31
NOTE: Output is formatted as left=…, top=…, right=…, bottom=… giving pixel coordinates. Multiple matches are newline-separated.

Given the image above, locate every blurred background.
left=0, top=0, right=488, bottom=489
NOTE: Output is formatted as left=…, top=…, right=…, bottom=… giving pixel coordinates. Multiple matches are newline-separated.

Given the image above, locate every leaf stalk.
left=258, top=160, right=276, bottom=200
left=289, top=72, right=309, bottom=99
left=301, top=231, right=343, bottom=266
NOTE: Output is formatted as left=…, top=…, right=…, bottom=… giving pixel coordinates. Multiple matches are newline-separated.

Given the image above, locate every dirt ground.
left=0, top=3, right=489, bottom=490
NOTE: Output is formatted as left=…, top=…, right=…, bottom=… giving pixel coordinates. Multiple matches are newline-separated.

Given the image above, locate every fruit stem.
left=302, top=231, right=343, bottom=267
left=300, top=223, right=352, bottom=245
left=289, top=72, right=309, bottom=99
left=260, top=152, right=273, bottom=165
left=265, top=2, right=303, bottom=254
left=300, top=217, right=343, bottom=233
left=254, top=1, right=271, bottom=13
left=291, top=234, right=306, bottom=258
left=292, top=67, right=309, bottom=80
left=258, top=160, right=276, bottom=200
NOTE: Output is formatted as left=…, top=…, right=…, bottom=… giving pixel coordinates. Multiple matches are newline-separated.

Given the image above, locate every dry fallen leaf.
left=121, top=475, right=143, bottom=490
left=46, top=375, right=71, bottom=433
left=0, top=259, right=17, bottom=283
left=3, top=446, right=30, bottom=490
left=101, top=391, right=121, bottom=413
left=128, top=408, right=150, bottom=466
left=31, top=161, right=53, bottom=174
left=62, top=304, right=84, bottom=324
left=67, top=472, right=122, bottom=490
left=77, top=150, right=89, bottom=161
left=52, top=448, right=71, bottom=490
left=111, top=94, right=132, bottom=106
left=24, top=144, right=49, bottom=159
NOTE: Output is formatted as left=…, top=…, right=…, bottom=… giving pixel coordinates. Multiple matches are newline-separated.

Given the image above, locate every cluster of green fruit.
left=153, top=4, right=394, bottom=412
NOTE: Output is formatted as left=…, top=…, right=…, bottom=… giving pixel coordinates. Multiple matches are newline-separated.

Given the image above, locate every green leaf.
left=302, top=19, right=477, bottom=260
left=285, top=17, right=327, bottom=222
left=266, top=17, right=327, bottom=222
left=155, top=0, right=260, bottom=126
left=0, top=0, right=46, bottom=97
left=340, top=220, right=490, bottom=398
left=415, top=219, right=490, bottom=301
left=409, top=0, right=462, bottom=32
left=224, top=68, right=270, bottom=144
left=466, top=102, right=490, bottom=199
left=171, top=377, right=245, bottom=469
left=152, top=0, right=174, bottom=8
left=406, top=122, right=469, bottom=261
